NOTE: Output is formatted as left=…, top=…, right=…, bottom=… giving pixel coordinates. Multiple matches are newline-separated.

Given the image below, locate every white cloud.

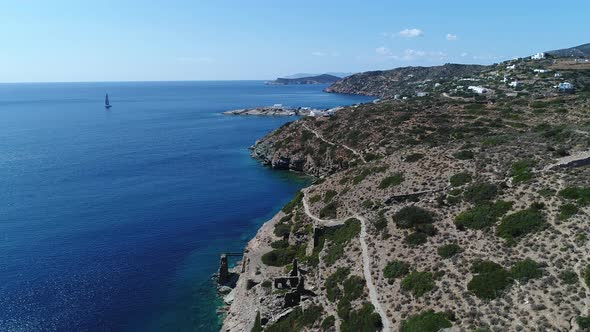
left=398, top=28, right=424, bottom=38
left=375, top=46, right=392, bottom=56
left=460, top=52, right=469, bottom=57
left=446, top=33, right=458, bottom=41
left=312, top=51, right=341, bottom=57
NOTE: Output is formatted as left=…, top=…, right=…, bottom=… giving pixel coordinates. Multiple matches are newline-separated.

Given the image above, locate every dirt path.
left=356, top=214, right=392, bottom=332
left=302, top=123, right=367, bottom=164
left=302, top=188, right=391, bottom=331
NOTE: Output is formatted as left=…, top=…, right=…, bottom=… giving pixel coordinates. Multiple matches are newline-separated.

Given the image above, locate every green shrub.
left=373, top=210, right=388, bottom=233
left=282, top=191, right=303, bottom=214
left=559, top=186, right=590, bottom=205
left=321, top=315, right=335, bottom=331
left=324, top=219, right=361, bottom=265
left=265, top=304, right=323, bottom=332
left=274, top=223, right=291, bottom=237
left=437, top=243, right=462, bottom=258
left=320, top=201, right=338, bottom=219
left=578, top=316, right=590, bottom=329
left=251, top=311, right=263, bottom=332
left=510, top=159, right=535, bottom=183
left=454, top=201, right=512, bottom=230
left=404, top=232, right=428, bottom=247
left=558, top=203, right=579, bottom=220
left=450, top=172, right=472, bottom=187
left=468, top=260, right=512, bottom=300
left=271, top=239, right=289, bottom=249
left=453, top=150, right=474, bottom=160
left=400, top=310, right=452, bottom=332
left=384, top=260, right=410, bottom=280
left=497, top=206, right=546, bottom=241
left=585, top=264, right=590, bottom=288
left=326, top=268, right=350, bottom=302
left=324, top=190, right=338, bottom=203
left=401, top=271, right=435, bottom=297
left=342, top=275, right=365, bottom=301
left=261, top=246, right=299, bottom=267
left=559, top=270, right=578, bottom=285
left=378, top=173, right=404, bottom=189
left=394, top=206, right=434, bottom=228
left=309, top=194, right=321, bottom=204
left=405, top=153, right=424, bottom=162
left=511, top=259, right=543, bottom=281
left=463, top=183, right=498, bottom=203
left=340, top=302, right=382, bottom=332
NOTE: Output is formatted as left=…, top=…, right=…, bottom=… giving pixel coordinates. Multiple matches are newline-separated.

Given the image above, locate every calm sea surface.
left=0, top=81, right=371, bottom=331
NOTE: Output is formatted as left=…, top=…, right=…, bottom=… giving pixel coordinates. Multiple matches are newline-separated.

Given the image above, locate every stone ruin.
left=272, top=258, right=308, bottom=308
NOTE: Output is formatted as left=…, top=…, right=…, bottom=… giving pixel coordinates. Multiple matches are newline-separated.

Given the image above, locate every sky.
left=1, top=0, right=588, bottom=82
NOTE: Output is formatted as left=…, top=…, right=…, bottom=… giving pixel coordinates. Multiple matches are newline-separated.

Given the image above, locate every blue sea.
left=0, top=81, right=371, bottom=331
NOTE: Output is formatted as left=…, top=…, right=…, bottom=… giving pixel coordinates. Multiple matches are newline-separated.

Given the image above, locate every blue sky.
left=1, top=0, right=588, bottom=82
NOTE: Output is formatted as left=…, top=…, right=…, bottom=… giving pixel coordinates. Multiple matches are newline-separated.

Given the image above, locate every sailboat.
left=104, top=93, right=112, bottom=109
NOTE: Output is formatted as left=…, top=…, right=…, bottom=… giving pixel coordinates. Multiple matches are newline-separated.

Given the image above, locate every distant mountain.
left=282, top=72, right=353, bottom=79
left=547, top=43, right=590, bottom=58
left=266, top=74, right=342, bottom=85
left=325, top=63, right=488, bottom=98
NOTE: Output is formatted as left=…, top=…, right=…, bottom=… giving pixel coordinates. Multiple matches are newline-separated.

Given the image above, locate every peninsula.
left=266, top=74, right=342, bottom=85
left=220, top=42, right=590, bottom=332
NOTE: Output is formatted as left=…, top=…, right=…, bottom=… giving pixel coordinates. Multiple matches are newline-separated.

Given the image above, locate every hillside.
left=267, top=74, right=342, bottom=85
left=325, top=64, right=488, bottom=98
left=222, top=49, right=590, bottom=332
left=547, top=42, right=590, bottom=58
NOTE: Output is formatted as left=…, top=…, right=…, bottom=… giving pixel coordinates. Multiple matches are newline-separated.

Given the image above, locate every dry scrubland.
left=223, top=56, right=590, bottom=332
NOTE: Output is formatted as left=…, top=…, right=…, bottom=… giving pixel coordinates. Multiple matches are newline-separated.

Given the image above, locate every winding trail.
left=302, top=188, right=391, bottom=332
left=302, top=123, right=367, bottom=164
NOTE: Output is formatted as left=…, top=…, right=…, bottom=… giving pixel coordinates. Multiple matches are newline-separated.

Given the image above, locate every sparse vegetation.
left=404, top=153, right=424, bottom=162
left=282, top=191, right=303, bottom=214
left=559, top=186, right=590, bottom=205
left=324, top=218, right=361, bottom=265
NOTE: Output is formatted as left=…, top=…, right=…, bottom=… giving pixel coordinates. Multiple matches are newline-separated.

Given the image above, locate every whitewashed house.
left=509, top=81, right=523, bottom=88
left=506, top=64, right=516, bottom=70
left=533, top=69, right=550, bottom=73
left=558, top=82, right=574, bottom=93
left=416, top=92, right=429, bottom=97
left=468, top=86, right=487, bottom=94
left=531, top=52, right=546, bottom=60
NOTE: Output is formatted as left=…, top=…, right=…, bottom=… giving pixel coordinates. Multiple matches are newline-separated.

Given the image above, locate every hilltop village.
left=220, top=44, right=590, bottom=332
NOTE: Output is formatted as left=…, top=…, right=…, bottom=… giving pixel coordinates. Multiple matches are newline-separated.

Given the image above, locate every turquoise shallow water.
left=0, top=81, right=371, bottom=331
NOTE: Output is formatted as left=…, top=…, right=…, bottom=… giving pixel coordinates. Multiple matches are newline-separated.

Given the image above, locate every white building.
left=509, top=81, right=523, bottom=88
left=506, top=64, right=516, bottom=70
left=554, top=72, right=562, bottom=77
left=533, top=69, right=550, bottom=73
left=416, top=92, right=429, bottom=97
left=531, top=52, right=546, bottom=60
left=468, top=86, right=487, bottom=94
left=558, top=82, right=574, bottom=93
left=309, top=109, right=323, bottom=117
